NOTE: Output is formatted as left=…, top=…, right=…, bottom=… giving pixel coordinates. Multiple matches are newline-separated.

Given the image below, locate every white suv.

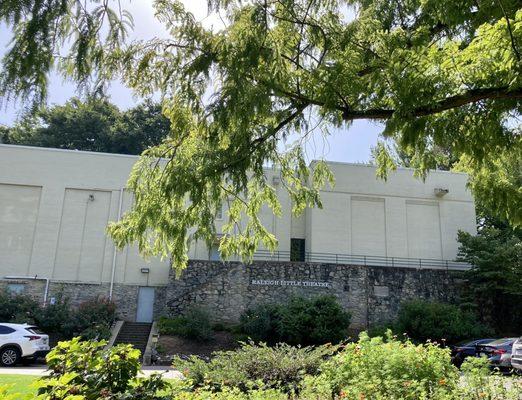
left=512, top=337, right=522, bottom=373
left=0, top=323, right=50, bottom=366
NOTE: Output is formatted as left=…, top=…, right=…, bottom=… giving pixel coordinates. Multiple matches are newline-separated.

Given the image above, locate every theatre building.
left=0, top=144, right=476, bottom=325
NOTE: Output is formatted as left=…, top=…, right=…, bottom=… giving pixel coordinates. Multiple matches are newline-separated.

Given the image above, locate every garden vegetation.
left=0, top=289, right=116, bottom=342
left=2, top=333, right=519, bottom=399
left=238, top=295, right=351, bottom=346
left=158, top=307, right=213, bottom=342
left=392, top=299, right=491, bottom=344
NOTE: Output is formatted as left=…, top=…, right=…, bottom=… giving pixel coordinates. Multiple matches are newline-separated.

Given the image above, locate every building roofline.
left=0, top=144, right=468, bottom=177
left=0, top=143, right=139, bottom=160
left=311, top=159, right=469, bottom=176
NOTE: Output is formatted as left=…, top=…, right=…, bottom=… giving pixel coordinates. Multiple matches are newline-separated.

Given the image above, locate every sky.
left=0, top=0, right=382, bottom=163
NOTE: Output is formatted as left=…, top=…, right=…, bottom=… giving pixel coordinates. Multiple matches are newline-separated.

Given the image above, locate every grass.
left=0, top=374, right=39, bottom=397
left=0, top=374, right=178, bottom=398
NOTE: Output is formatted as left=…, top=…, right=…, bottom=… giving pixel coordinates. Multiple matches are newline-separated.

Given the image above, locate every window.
left=25, top=327, right=45, bottom=335
left=7, top=283, right=25, bottom=294
left=290, top=238, right=306, bottom=262
left=0, top=325, right=15, bottom=334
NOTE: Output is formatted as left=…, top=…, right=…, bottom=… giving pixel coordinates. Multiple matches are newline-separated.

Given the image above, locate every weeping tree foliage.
left=1, top=0, right=521, bottom=271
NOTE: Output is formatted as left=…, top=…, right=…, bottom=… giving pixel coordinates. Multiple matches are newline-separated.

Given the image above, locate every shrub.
left=0, top=289, right=115, bottom=342
left=457, top=357, right=522, bottom=399
left=395, top=300, right=492, bottom=344
left=238, top=304, right=279, bottom=342
left=73, top=297, right=116, bottom=340
left=173, top=341, right=338, bottom=394
left=0, top=290, right=39, bottom=323
left=239, top=296, right=351, bottom=346
left=33, top=294, right=76, bottom=341
left=301, top=331, right=459, bottom=400
left=366, top=323, right=394, bottom=338
left=158, top=307, right=212, bottom=341
left=170, top=383, right=287, bottom=400
left=36, top=337, right=168, bottom=400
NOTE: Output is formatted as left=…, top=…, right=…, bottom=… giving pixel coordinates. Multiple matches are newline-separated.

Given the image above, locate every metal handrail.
left=249, top=249, right=471, bottom=271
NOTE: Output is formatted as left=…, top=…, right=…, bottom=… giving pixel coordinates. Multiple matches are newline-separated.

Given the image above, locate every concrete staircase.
left=113, top=322, right=152, bottom=358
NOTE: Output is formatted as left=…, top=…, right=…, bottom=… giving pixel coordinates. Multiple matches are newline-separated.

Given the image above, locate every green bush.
left=36, top=337, right=168, bottom=399
left=394, top=300, right=492, bottom=344
left=0, top=290, right=39, bottom=323
left=158, top=307, right=212, bottom=341
left=173, top=341, right=338, bottom=394
left=0, top=289, right=115, bottom=341
left=73, top=297, right=116, bottom=340
left=33, top=294, right=75, bottom=341
left=170, top=383, right=286, bottom=400
left=301, top=331, right=522, bottom=400
left=239, top=296, right=351, bottom=346
left=457, top=357, right=522, bottom=399
left=238, top=304, right=279, bottom=342
left=301, top=331, right=459, bottom=399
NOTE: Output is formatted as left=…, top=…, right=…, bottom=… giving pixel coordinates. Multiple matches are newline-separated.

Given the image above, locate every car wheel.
left=0, top=346, right=21, bottom=367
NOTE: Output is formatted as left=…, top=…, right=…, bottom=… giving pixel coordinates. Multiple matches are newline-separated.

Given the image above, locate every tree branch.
left=496, top=0, right=521, bottom=62
left=339, top=86, right=522, bottom=120
left=273, top=86, right=522, bottom=121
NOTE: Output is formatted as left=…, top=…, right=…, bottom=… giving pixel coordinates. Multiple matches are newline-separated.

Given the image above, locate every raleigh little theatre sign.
left=250, top=279, right=331, bottom=288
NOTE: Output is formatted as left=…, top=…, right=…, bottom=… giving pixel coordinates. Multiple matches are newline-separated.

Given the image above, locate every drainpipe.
left=4, top=275, right=50, bottom=305
left=109, top=188, right=125, bottom=300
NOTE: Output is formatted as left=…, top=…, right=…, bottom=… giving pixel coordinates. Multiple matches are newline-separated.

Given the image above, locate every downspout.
left=4, top=275, right=50, bottom=305
left=109, top=188, right=125, bottom=301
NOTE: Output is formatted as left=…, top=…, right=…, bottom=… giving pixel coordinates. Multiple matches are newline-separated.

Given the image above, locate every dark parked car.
left=476, top=337, right=518, bottom=372
left=451, top=338, right=496, bottom=367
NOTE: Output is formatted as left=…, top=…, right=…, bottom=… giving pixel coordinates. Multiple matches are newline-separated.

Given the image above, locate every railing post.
left=364, top=255, right=367, bottom=266
left=446, top=260, right=449, bottom=271
left=419, top=259, right=422, bottom=269
left=335, top=254, right=338, bottom=264
left=391, top=257, right=394, bottom=267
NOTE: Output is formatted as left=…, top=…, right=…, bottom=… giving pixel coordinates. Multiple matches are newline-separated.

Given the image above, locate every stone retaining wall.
left=0, top=260, right=462, bottom=330
left=0, top=279, right=166, bottom=322
left=164, top=260, right=461, bottom=330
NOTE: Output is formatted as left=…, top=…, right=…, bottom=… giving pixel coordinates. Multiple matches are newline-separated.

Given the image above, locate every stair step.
left=112, top=322, right=152, bottom=360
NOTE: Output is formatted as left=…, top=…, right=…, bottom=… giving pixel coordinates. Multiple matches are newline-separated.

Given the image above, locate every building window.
left=290, top=238, right=306, bottom=262
left=7, top=283, right=25, bottom=294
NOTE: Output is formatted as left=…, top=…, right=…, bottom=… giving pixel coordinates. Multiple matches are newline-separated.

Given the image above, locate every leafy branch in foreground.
left=1, top=1, right=522, bottom=270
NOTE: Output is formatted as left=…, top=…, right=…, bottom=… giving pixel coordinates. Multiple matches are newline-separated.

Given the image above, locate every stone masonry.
left=164, top=260, right=461, bottom=330
left=1, top=260, right=461, bottom=330
left=0, top=279, right=166, bottom=322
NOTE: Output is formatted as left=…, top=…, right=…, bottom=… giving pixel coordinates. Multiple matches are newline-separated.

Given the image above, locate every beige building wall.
left=0, top=145, right=476, bottom=288
left=0, top=145, right=168, bottom=286
left=306, top=162, right=476, bottom=260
